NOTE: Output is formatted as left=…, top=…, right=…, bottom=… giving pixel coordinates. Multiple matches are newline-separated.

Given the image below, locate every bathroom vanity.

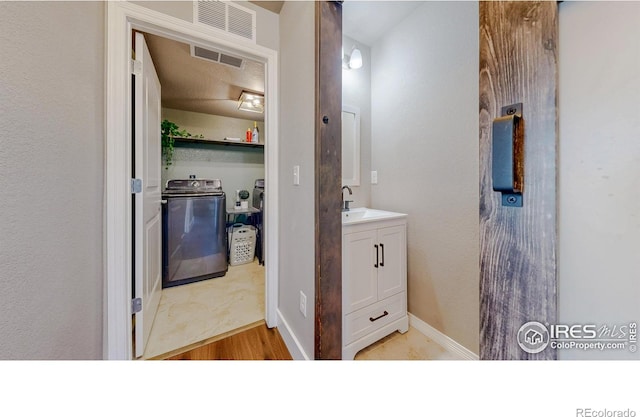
left=342, top=208, right=409, bottom=360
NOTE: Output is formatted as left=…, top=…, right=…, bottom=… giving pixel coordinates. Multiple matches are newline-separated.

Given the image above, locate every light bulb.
left=349, top=47, right=363, bottom=69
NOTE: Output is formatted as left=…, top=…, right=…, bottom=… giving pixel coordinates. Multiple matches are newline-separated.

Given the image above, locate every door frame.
left=105, top=1, right=279, bottom=360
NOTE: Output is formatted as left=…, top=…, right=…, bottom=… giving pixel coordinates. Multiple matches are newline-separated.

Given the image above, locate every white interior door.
left=133, top=32, right=162, bottom=358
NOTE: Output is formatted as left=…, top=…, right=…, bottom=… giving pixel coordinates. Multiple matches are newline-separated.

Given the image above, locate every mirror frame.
left=342, top=104, right=361, bottom=186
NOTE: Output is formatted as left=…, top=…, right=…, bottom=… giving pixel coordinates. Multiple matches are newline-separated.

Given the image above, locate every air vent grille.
left=191, top=45, right=245, bottom=70
left=227, top=4, right=254, bottom=40
left=219, top=53, right=244, bottom=68
left=193, top=46, right=220, bottom=62
left=195, top=1, right=256, bottom=43
left=196, top=0, right=225, bottom=31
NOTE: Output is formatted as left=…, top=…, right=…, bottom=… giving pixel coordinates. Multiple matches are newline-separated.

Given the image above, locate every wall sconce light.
left=343, top=45, right=363, bottom=70
left=238, top=91, right=264, bottom=113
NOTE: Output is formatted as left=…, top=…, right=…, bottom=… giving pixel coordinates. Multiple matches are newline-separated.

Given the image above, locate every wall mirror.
left=342, top=105, right=361, bottom=186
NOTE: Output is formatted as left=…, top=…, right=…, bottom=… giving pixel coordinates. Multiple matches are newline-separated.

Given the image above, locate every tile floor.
left=355, top=327, right=460, bottom=360
left=143, top=259, right=265, bottom=359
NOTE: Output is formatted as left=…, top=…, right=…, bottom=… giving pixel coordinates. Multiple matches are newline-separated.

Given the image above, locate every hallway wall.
left=277, top=0, right=316, bottom=359
left=558, top=1, right=640, bottom=359
left=0, top=1, right=105, bottom=359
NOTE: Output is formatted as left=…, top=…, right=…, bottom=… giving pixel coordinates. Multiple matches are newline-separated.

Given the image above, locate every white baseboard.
left=276, top=310, right=310, bottom=360
left=408, top=313, right=479, bottom=360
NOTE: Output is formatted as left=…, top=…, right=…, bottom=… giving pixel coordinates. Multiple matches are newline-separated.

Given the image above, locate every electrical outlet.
left=299, top=291, right=307, bottom=317
left=371, top=170, right=378, bottom=184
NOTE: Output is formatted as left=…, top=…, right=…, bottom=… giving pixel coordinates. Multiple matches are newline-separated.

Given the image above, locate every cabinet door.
left=343, top=230, right=378, bottom=313
left=377, top=225, right=407, bottom=300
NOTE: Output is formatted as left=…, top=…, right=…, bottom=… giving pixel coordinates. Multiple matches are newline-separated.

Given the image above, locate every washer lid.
left=165, top=178, right=222, bottom=193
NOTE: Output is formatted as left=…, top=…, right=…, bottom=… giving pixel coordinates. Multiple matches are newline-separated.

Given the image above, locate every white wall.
left=278, top=0, right=316, bottom=359
left=342, top=35, right=371, bottom=209
left=370, top=1, right=479, bottom=354
left=558, top=1, right=640, bottom=360
left=0, top=1, right=104, bottom=359
left=161, top=108, right=265, bottom=206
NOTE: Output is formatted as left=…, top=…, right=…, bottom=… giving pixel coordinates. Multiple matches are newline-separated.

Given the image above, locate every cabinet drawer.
left=343, top=292, right=406, bottom=345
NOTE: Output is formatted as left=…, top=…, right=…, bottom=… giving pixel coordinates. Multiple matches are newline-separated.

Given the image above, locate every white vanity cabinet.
left=342, top=214, right=409, bottom=360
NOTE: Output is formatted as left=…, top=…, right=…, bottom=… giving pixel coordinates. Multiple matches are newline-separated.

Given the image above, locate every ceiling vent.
left=194, top=1, right=256, bottom=43
left=191, top=45, right=246, bottom=70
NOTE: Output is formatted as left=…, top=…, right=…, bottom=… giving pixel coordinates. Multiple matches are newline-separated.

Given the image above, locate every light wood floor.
left=165, top=321, right=292, bottom=360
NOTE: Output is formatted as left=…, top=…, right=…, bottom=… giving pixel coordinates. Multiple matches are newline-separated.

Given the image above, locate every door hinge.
left=132, top=298, right=142, bottom=314
left=131, top=178, right=142, bottom=194
left=132, top=59, right=142, bottom=76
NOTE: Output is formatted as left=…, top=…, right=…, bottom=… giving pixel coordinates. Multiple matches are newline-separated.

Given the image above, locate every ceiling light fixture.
left=238, top=91, right=264, bottom=113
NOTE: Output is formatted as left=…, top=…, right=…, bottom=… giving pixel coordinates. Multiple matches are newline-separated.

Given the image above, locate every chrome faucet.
left=342, top=186, right=353, bottom=211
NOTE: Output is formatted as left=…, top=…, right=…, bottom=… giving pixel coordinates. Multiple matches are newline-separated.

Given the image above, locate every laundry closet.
left=139, top=30, right=267, bottom=359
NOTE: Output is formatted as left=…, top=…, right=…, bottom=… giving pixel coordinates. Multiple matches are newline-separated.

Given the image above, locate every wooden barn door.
left=479, top=1, right=559, bottom=360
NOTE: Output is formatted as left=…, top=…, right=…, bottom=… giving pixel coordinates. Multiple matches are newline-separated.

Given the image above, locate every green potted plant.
left=161, top=119, right=202, bottom=169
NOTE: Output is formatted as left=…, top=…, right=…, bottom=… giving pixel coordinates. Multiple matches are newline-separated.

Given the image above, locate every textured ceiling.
left=143, top=32, right=265, bottom=121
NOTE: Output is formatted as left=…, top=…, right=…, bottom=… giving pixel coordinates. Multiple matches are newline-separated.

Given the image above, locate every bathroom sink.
left=342, top=207, right=407, bottom=225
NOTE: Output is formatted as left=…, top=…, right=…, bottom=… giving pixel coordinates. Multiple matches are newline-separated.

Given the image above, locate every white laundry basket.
left=229, top=224, right=256, bottom=266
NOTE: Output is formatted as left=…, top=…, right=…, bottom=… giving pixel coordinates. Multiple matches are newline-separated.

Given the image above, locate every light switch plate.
left=371, top=170, right=378, bottom=184
left=299, top=291, right=307, bottom=317
left=293, top=165, right=300, bottom=186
